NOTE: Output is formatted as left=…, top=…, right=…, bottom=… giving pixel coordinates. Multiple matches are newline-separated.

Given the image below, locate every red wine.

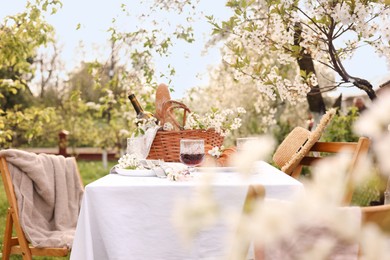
left=180, top=153, right=205, bottom=166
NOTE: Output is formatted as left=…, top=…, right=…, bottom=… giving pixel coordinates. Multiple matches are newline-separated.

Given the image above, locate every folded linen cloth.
left=144, top=125, right=160, bottom=155
left=0, top=149, right=84, bottom=248
left=128, top=126, right=160, bottom=158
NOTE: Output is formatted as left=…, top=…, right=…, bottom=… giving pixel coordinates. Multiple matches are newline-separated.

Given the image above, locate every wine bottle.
left=128, top=93, right=157, bottom=124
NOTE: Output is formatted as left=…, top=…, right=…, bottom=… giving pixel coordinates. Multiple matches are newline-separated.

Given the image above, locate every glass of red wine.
left=179, top=139, right=205, bottom=174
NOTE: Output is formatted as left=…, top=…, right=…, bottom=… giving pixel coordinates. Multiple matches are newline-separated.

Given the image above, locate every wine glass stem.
left=187, top=166, right=195, bottom=175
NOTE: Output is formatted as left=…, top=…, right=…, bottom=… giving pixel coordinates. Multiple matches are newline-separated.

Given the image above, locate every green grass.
left=0, top=160, right=116, bottom=259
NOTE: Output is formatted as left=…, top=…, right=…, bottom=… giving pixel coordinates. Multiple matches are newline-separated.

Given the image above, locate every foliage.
left=351, top=167, right=385, bottom=206
left=0, top=0, right=61, bottom=103
left=322, top=107, right=360, bottom=142
left=107, top=0, right=200, bottom=89
left=56, top=1, right=207, bottom=151
left=51, top=88, right=135, bottom=152
left=1, top=106, right=60, bottom=148
left=0, top=0, right=63, bottom=147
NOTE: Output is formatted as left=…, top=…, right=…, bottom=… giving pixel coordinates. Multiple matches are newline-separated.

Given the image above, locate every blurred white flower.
left=359, top=224, right=390, bottom=259
left=354, top=90, right=390, bottom=177
left=373, top=133, right=390, bottom=177
left=237, top=107, right=246, bottom=114
left=305, top=153, right=351, bottom=206
left=232, top=135, right=276, bottom=175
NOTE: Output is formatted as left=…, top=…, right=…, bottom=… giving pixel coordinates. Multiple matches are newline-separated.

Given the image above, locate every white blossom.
left=117, top=153, right=142, bottom=170
left=208, top=146, right=224, bottom=158
left=184, top=107, right=246, bottom=136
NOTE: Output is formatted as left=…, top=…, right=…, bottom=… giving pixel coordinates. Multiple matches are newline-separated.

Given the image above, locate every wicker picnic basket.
left=147, top=100, right=224, bottom=162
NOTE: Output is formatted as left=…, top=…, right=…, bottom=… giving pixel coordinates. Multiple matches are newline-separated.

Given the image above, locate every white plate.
left=116, top=168, right=156, bottom=177
left=195, top=166, right=236, bottom=173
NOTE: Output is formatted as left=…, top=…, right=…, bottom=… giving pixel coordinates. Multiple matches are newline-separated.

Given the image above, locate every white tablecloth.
left=70, top=161, right=303, bottom=260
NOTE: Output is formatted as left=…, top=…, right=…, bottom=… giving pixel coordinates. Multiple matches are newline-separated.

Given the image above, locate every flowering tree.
left=207, top=0, right=390, bottom=115
left=183, top=59, right=314, bottom=146
left=107, top=0, right=201, bottom=91
left=0, top=0, right=62, bottom=147
left=0, top=0, right=61, bottom=103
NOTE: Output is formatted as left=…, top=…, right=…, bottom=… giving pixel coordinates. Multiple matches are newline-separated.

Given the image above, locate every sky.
left=0, top=0, right=231, bottom=99
left=1, top=0, right=389, bottom=99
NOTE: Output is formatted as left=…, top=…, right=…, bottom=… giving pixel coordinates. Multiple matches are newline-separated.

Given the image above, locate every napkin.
left=127, top=126, right=160, bottom=159
left=144, top=125, right=160, bottom=157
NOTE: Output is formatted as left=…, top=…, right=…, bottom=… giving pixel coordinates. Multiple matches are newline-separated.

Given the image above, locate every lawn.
left=0, top=160, right=116, bottom=259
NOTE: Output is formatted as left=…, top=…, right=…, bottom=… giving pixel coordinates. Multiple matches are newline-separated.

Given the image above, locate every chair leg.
left=290, top=165, right=303, bottom=179
left=6, top=207, right=33, bottom=260
left=2, top=208, right=13, bottom=260
left=10, top=210, right=33, bottom=260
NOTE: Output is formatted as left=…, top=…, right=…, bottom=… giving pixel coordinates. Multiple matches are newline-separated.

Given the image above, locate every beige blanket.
left=0, top=149, right=84, bottom=248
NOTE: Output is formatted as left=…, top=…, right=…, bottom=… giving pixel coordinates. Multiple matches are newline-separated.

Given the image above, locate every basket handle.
left=160, top=100, right=191, bottom=130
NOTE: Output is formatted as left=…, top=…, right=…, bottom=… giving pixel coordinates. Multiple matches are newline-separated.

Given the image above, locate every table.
left=70, top=161, right=303, bottom=260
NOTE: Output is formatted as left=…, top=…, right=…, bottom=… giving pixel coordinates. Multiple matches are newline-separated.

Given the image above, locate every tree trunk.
left=294, top=23, right=326, bottom=115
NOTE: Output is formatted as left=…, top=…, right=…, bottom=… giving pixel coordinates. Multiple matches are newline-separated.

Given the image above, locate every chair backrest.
left=289, top=136, right=371, bottom=204
left=0, top=155, right=82, bottom=260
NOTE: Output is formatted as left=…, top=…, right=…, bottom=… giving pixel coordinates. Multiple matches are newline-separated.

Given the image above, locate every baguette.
left=155, top=83, right=172, bottom=122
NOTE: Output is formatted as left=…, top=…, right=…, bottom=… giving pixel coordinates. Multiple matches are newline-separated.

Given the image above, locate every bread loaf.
left=217, top=146, right=236, bottom=167
left=155, top=83, right=172, bottom=122
left=203, top=145, right=237, bottom=167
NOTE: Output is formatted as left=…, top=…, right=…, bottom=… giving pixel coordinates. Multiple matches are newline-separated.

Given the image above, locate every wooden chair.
left=361, top=204, right=390, bottom=234
left=357, top=204, right=390, bottom=258
left=0, top=155, right=82, bottom=260
left=290, top=136, right=371, bottom=204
